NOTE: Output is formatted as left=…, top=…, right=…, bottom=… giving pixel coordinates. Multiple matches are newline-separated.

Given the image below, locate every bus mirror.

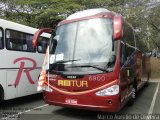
left=113, top=15, right=123, bottom=40
left=32, top=28, right=53, bottom=48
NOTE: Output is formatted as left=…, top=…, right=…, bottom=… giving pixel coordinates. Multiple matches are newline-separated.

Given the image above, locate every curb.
left=149, top=79, right=160, bottom=83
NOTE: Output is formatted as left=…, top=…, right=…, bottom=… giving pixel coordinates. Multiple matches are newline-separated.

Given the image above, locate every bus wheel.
left=0, top=85, right=4, bottom=101
left=128, top=84, right=137, bottom=106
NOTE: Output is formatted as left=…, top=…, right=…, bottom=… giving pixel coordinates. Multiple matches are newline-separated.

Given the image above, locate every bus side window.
left=6, top=30, right=26, bottom=51
left=6, top=29, right=36, bottom=52
left=37, top=37, right=48, bottom=53
left=0, top=28, right=4, bottom=49
left=123, top=21, right=135, bottom=47
left=26, top=35, right=36, bottom=52
left=120, top=42, right=126, bottom=66
left=126, top=46, right=135, bottom=59
left=6, top=30, right=12, bottom=49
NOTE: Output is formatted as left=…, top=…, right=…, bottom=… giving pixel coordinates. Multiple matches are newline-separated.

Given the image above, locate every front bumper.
left=43, top=91, right=121, bottom=113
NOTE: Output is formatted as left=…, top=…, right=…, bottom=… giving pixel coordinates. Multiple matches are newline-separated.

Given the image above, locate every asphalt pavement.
left=0, top=81, right=160, bottom=120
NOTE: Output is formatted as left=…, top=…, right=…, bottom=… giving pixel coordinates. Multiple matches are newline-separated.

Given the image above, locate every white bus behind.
left=0, top=19, right=50, bottom=100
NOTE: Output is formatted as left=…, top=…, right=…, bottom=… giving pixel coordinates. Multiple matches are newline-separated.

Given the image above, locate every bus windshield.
left=49, top=18, right=116, bottom=73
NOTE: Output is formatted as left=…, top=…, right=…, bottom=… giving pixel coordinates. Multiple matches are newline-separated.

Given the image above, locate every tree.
left=116, top=0, right=160, bottom=51
left=147, top=5, right=160, bottom=50
left=0, top=0, right=129, bottom=28
left=0, top=0, right=159, bottom=51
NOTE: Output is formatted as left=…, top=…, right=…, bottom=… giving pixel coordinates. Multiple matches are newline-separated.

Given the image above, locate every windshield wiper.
left=68, top=65, right=108, bottom=72
left=50, top=59, right=80, bottom=65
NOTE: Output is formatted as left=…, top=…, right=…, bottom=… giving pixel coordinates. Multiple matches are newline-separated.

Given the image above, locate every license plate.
left=65, top=98, right=78, bottom=104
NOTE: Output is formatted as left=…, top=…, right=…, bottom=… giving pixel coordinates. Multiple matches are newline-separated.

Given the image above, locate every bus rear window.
left=0, top=28, right=4, bottom=49
left=6, top=29, right=36, bottom=52
left=37, top=37, right=48, bottom=53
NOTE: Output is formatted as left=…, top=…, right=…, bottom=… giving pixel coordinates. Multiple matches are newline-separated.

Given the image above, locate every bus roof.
left=58, top=8, right=117, bottom=26
left=66, top=8, right=111, bottom=20
left=0, top=19, right=50, bottom=38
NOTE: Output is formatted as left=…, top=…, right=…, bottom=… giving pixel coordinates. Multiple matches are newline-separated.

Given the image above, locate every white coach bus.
left=0, top=19, right=50, bottom=100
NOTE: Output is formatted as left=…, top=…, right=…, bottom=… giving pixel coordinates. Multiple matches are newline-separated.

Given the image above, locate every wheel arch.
left=0, top=84, right=4, bottom=101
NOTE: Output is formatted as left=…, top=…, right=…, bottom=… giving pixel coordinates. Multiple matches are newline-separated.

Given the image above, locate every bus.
left=0, top=19, right=50, bottom=101
left=32, top=8, right=151, bottom=112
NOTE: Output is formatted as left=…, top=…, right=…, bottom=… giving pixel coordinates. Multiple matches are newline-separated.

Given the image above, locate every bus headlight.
left=43, top=86, right=53, bottom=92
left=95, top=85, right=119, bottom=96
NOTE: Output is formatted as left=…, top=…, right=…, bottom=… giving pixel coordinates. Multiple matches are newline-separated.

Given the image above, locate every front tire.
left=128, top=87, right=136, bottom=105
left=128, top=79, right=137, bottom=106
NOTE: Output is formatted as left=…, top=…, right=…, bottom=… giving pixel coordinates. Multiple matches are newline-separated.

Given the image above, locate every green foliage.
left=147, top=5, right=160, bottom=50
left=14, top=0, right=83, bottom=27
left=0, top=0, right=128, bottom=27
left=116, top=1, right=160, bottom=51
left=0, top=0, right=159, bottom=51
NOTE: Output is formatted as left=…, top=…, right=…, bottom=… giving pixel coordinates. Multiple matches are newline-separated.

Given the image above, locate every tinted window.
left=126, top=45, right=135, bottom=58
left=120, top=42, right=126, bottom=66
left=123, top=21, right=135, bottom=47
left=0, top=28, right=4, bottom=49
left=37, top=37, right=48, bottom=53
left=6, top=29, right=36, bottom=52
